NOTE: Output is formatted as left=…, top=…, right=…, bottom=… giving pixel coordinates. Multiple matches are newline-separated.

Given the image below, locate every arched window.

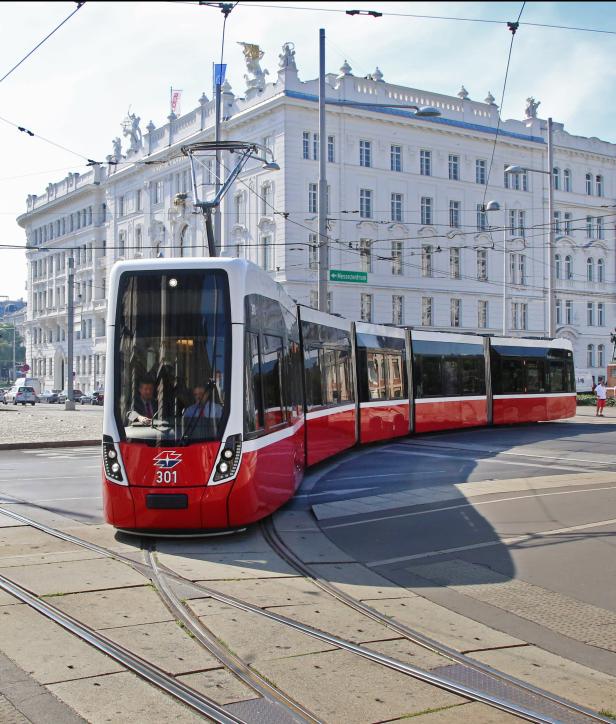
left=563, top=169, right=571, bottom=192
left=552, top=167, right=560, bottom=190
left=596, top=175, right=604, bottom=197
left=587, top=257, right=594, bottom=282
left=598, top=344, right=605, bottom=368
left=587, top=344, right=595, bottom=368
left=555, top=254, right=562, bottom=280
left=565, top=255, right=573, bottom=280
left=586, top=173, right=593, bottom=195
left=598, top=257, right=605, bottom=282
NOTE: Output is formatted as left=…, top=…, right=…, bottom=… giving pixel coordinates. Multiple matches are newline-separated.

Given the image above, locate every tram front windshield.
left=114, top=270, right=230, bottom=445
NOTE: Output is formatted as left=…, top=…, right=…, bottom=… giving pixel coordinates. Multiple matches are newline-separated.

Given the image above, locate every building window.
left=450, top=298, right=461, bottom=328
left=421, top=196, right=433, bottom=225
left=476, top=204, right=487, bottom=231
left=421, top=245, right=433, bottom=277
left=392, top=295, right=403, bottom=325
left=587, top=257, right=594, bottom=282
left=390, top=145, right=402, bottom=172
left=309, top=233, right=318, bottom=270
left=308, top=183, right=318, bottom=214
left=587, top=344, right=595, bottom=367
left=586, top=173, right=593, bottom=195
left=598, top=303, right=605, bottom=326
left=360, top=188, right=373, bottom=219
left=596, top=216, right=604, bottom=239
left=448, top=154, right=460, bottom=180
left=564, top=212, right=572, bottom=235
left=552, top=167, right=560, bottom=190
left=598, top=257, right=605, bottom=282
left=450, top=247, right=460, bottom=279
left=135, top=226, right=142, bottom=252
left=309, top=290, right=318, bottom=309
left=391, top=193, right=403, bottom=222
left=556, top=299, right=562, bottom=325
left=477, top=248, right=488, bottom=281
left=118, top=231, right=126, bottom=257
left=598, top=344, right=605, bottom=367
left=563, top=169, right=571, bottom=192
left=449, top=200, right=460, bottom=228
left=420, top=149, right=431, bottom=176
left=262, top=235, right=274, bottom=271
left=421, top=297, right=433, bottom=326
left=478, top=300, right=488, bottom=329
left=475, top=159, right=487, bottom=185
left=565, top=255, right=573, bottom=280
left=596, top=175, right=604, bottom=197
left=586, top=216, right=594, bottom=239
left=587, top=302, right=595, bottom=326
left=553, top=211, right=561, bottom=234
left=505, top=165, right=527, bottom=191
left=512, top=302, right=528, bottom=330
left=327, top=136, right=335, bottom=163
left=136, top=190, right=142, bottom=211
left=555, top=254, right=561, bottom=280
left=302, top=131, right=310, bottom=159
left=510, top=253, right=526, bottom=285
left=153, top=180, right=163, bottom=205
left=565, top=300, right=573, bottom=324
left=359, top=140, right=372, bottom=167
left=391, top=240, right=403, bottom=276
left=233, top=194, right=244, bottom=225
left=360, top=238, right=372, bottom=273
left=360, top=293, right=373, bottom=322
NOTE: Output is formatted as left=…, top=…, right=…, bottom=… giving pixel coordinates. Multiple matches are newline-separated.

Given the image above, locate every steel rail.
left=261, top=517, right=611, bottom=724
left=0, top=504, right=581, bottom=724
left=143, top=546, right=320, bottom=724
left=0, top=572, right=245, bottom=724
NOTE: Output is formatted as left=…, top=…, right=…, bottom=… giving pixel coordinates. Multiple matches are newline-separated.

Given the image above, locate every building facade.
left=17, top=44, right=616, bottom=393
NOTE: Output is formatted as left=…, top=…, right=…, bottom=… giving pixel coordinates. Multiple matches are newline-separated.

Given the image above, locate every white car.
left=14, top=386, right=37, bottom=406
left=0, top=390, right=7, bottom=404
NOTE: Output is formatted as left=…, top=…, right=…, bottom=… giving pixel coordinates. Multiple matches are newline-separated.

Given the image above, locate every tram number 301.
left=155, top=470, right=177, bottom=484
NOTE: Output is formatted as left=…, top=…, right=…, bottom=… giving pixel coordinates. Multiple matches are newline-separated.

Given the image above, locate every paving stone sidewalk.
left=0, top=405, right=101, bottom=447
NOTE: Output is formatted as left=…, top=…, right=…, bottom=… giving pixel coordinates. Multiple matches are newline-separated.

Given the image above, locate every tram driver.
left=128, top=378, right=158, bottom=425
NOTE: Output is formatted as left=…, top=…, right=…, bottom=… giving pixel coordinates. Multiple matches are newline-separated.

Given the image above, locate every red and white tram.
left=102, top=258, right=576, bottom=533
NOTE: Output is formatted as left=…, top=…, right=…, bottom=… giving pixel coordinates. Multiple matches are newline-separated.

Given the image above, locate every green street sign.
left=329, top=269, right=368, bottom=283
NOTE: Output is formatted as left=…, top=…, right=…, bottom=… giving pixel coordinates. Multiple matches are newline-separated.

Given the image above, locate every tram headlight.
left=168, top=277, right=178, bottom=288
left=211, top=434, right=242, bottom=484
left=103, top=436, right=124, bottom=484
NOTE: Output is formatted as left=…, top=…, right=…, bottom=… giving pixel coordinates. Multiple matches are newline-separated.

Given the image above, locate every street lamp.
left=503, top=116, right=555, bottom=338
left=316, top=28, right=442, bottom=312
left=484, top=201, right=508, bottom=336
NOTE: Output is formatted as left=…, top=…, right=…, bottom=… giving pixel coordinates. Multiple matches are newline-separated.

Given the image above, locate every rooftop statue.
left=238, top=42, right=268, bottom=92
left=122, top=111, right=142, bottom=154
left=525, top=97, right=540, bottom=119
left=278, top=42, right=296, bottom=71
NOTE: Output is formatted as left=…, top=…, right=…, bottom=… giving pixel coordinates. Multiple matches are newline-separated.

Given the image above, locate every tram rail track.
left=0, top=504, right=613, bottom=724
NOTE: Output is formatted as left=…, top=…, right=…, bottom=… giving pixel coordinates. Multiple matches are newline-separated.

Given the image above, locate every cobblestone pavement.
left=0, top=404, right=102, bottom=446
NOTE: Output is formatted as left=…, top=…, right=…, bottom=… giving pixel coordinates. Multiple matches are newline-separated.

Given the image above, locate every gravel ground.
left=0, top=403, right=102, bottom=446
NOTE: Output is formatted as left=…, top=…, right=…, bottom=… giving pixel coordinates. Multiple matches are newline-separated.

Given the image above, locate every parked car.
left=79, top=394, right=94, bottom=404
left=39, top=391, right=59, bottom=404
left=92, top=391, right=104, bottom=406
left=0, top=389, right=7, bottom=405
left=57, top=389, right=84, bottom=404
left=14, top=386, right=37, bottom=406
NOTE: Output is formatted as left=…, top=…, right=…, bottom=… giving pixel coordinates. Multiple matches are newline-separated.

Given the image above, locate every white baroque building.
left=18, top=44, right=616, bottom=393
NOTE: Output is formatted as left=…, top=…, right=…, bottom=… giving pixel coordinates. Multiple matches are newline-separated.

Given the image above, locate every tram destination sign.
left=329, top=269, right=368, bottom=283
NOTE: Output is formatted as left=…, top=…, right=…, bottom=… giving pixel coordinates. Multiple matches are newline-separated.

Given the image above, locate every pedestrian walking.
left=595, top=378, right=607, bottom=417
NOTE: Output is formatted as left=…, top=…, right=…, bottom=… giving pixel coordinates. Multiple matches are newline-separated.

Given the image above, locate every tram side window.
left=387, top=354, right=404, bottom=399
left=244, top=332, right=264, bottom=433
left=304, top=347, right=323, bottom=409
left=337, top=349, right=354, bottom=403
left=461, top=357, right=486, bottom=395
left=261, top=335, right=285, bottom=428
left=367, top=352, right=387, bottom=400
left=525, top=359, right=546, bottom=393
left=321, top=348, right=339, bottom=405
left=442, top=358, right=459, bottom=397
left=499, top=358, right=525, bottom=394
left=415, top=355, right=441, bottom=398
left=549, top=360, right=565, bottom=393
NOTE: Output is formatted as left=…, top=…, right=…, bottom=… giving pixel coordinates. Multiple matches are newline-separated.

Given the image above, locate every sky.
left=1, top=0, right=615, bottom=299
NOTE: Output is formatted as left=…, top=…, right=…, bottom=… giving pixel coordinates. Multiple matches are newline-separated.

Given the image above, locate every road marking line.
left=35, top=496, right=102, bottom=502
left=367, top=516, right=616, bottom=567
left=322, top=485, right=616, bottom=530
left=386, top=447, right=586, bottom=473
left=325, top=470, right=449, bottom=482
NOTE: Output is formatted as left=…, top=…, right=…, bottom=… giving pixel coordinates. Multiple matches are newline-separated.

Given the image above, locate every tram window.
left=499, top=358, right=525, bottom=394
left=262, top=335, right=285, bottom=428
left=367, top=352, right=387, bottom=400
left=321, top=348, right=339, bottom=404
left=304, top=347, right=323, bottom=409
left=549, top=360, right=565, bottom=393
left=525, top=359, right=546, bottom=393
left=442, top=358, right=460, bottom=397
left=337, top=349, right=353, bottom=403
left=461, top=357, right=485, bottom=395
left=387, top=354, right=404, bottom=399
left=287, top=340, right=304, bottom=419
left=415, top=355, right=441, bottom=398
left=244, top=332, right=263, bottom=433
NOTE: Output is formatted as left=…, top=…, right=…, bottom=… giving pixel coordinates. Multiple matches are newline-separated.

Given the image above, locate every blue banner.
left=213, top=63, right=227, bottom=88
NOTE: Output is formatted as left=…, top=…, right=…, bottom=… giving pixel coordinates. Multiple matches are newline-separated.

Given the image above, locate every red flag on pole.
left=170, top=88, right=182, bottom=116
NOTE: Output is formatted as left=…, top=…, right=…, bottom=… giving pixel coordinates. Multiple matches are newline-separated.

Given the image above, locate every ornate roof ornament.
left=122, top=111, right=142, bottom=154
left=525, top=96, right=540, bottom=119
left=221, top=79, right=233, bottom=95
left=337, top=60, right=352, bottom=78
left=278, top=42, right=297, bottom=71
left=372, top=67, right=384, bottom=82
left=238, top=42, right=268, bottom=94
left=457, top=85, right=469, bottom=100
left=485, top=91, right=496, bottom=106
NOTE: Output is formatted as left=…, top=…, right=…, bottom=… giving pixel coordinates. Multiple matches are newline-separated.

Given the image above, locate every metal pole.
left=65, top=256, right=75, bottom=411
left=317, top=28, right=329, bottom=313
left=12, top=324, right=15, bottom=382
left=502, top=206, right=507, bottom=336
left=213, top=79, right=222, bottom=255
left=547, top=117, right=555, bottom=338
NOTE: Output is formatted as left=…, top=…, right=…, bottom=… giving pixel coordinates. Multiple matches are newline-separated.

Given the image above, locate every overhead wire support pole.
left=65, top=255, right=75, bottom=411
left=547, top=117, right=555, bottom=338
left=317, top=28, right=328, bottom=313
